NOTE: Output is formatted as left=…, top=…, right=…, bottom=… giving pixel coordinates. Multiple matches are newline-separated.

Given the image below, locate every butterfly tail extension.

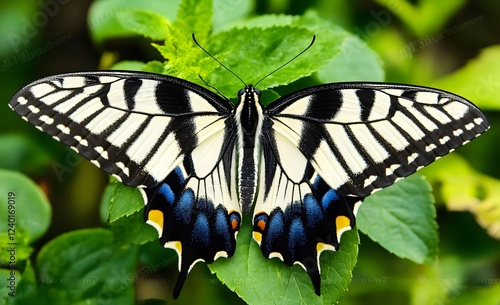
left=143, top=154, right=241, bottom=298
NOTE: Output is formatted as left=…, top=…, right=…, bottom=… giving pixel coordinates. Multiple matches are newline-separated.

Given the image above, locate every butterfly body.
left=9, top=71, right=489, bottom=298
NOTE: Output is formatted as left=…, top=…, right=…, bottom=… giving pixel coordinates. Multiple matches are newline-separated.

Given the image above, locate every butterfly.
left=9, top=64, right=489, bottom=298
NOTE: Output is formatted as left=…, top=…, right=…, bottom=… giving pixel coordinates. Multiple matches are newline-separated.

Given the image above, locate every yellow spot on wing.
left=148, top=209, right=164, bottom=228
left=253, top=231, right=262, bottom=244
left=336, top=215, right=351, bottom=232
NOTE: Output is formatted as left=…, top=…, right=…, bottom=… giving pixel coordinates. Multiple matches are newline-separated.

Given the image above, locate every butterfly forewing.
left=266, top=83, right=490, bottom=197
left=9, top=71, right=233, bottom=188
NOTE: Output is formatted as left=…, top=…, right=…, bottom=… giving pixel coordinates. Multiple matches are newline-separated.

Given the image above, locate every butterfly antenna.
left=254, top=35, right=316, bottom=87
left=192, top=33, right=246, bottom=87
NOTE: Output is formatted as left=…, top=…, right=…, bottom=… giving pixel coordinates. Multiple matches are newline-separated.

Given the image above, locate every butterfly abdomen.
left=235, top=85, right=265, bottom=213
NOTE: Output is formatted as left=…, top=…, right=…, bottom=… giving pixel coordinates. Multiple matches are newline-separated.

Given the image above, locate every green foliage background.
left=1, top=0, right=499, bottom=304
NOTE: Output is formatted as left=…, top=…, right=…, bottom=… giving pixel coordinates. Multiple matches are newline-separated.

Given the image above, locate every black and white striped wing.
left=9, top=71, right=233, bottom=188
left=253, top=82, right=489, bottom=295
left=266, top=83, right=489, bottom=197
left=9, top=71, right=242, bottom=298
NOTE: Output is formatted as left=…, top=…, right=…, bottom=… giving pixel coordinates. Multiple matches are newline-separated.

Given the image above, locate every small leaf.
left=36, top=229, right=138, bottom=304
left=209, top=217, right=359, bottom=304
left=88, top=0, right=180, bottom=43
left=117, top=10, right=171, bottom=40
left=358, top=174, right=438, bottom=264
left=108, top=182, right=144, bottom=223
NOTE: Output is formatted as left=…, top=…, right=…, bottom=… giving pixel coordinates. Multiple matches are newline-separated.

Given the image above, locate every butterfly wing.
left=9, top=71, right=241, bottom=298
left=266, top=82, right=489, bottom=197
left=254, top=82, right=489, bottom=294
left=9, top=71, right=233, bottom=188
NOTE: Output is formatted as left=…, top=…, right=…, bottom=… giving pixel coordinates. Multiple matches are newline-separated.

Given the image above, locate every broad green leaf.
left=358, top=174, right=438, bottom=264
left=207, top=26, right=336, bottom=94
left=225, top=12, right=383, bottom=86
left=209, top=217, right=359, bottom=304
left=108, top=182, right=144, bottom=222
left=430, top=45, right=500, bottom=111
left=117, top=10, right=171, bottom=40
left=421, top=154, right=500, bottom=240
left=88, top=0, right=180, bottom=43
left=36, top=229, right=138, bottom=305
left=0, top=170, right=51, bottom=245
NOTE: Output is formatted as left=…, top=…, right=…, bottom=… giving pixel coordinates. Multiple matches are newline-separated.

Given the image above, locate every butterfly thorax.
left=235, top=85, right=264, bottom=213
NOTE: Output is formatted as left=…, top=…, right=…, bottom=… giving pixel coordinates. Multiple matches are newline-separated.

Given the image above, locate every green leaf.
left=209, top=217, right=359, bottom=304
left=207, top=26, right=335, bottom=95
left=174, top=0, right=212, bottom=40
left=358, top=174, right=438, bottom=264
left=0, top=170, right=51, bottom=246
left=117, top=10, right=171, bottom=40
left=430, top=45, right=500, bottom=111
left=36, top=229, right=138, bottom=305
left=108, top=182, right=144, bottom=223
left=110, top=209, right=158, bottom=246
left=88, top=0, right=180, bottom=43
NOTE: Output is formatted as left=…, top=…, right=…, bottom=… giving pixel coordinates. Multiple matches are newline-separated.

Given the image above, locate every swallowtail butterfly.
left=9, top=48, right=489, bottom=298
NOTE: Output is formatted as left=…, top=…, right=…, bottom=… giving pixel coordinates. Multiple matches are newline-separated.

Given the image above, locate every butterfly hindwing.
left=9, top=71, right=233, bottom=188
left=144, top=131, right=241, bottom=298
left=253, top=133, right=362, bottom=294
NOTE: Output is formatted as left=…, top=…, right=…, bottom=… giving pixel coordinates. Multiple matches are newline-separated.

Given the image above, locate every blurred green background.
left=1, top=0, right=499, bottom=304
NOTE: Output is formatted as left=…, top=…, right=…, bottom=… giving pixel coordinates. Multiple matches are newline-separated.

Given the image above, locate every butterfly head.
left=238, top=85, right=261, bottom=100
